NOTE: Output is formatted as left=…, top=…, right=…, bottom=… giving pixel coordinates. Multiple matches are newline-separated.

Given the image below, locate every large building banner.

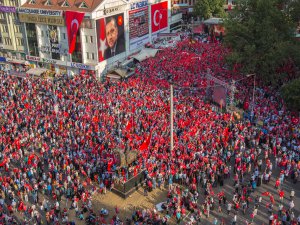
left=129, top=0, right=149, bottom=51
left=48, top=25, right=60, bottom=60
left=97, top=13, right=126, bottom=62
left=151, top=1, right=168, bottom=33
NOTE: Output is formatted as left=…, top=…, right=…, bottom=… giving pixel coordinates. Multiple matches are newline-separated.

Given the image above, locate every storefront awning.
left=0, top=57, right=6, bottom=62
left=133, top=48, right=160, bottom=62
left=107, top=67, right=135, bottom=80
left=7, top=59, right=29, bottom=65
left=26, top=68, right=48, bottom=76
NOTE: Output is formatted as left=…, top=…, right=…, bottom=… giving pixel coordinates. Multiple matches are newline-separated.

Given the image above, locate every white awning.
left=203, top=17, right=223, bottom=25
left=107, top=74, right=121, bottom=80
left=7, top=59, right=29, bottom=65
left=26, top=68, right=48, bottom=76
left=133, top=48, right=160, bottom=62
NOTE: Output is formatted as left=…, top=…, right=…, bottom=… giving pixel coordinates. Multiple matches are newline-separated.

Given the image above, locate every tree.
left=194, top=0, right=226, bottom=19
left=280, top=77, right=300, bottom=111
left=224, top=0, right=300, bottom=81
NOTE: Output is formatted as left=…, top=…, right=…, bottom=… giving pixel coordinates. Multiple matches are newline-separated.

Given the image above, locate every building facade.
left=18, top=0, right=175, bottom=77
left=0, top=0, right=26, bottom=64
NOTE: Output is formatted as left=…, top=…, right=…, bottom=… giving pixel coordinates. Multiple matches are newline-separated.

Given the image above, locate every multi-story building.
left=18, top=0, right=175, bottom=77
left=0, top=0, right=27, bottom=65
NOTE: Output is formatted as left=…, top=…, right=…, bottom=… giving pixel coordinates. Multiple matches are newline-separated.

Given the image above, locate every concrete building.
left=19, top=0, right=176, bottom=77
left=0, top=0, right=27, bottom=66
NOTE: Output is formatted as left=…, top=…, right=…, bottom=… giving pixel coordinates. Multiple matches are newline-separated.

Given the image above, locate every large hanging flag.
left=65, top=11, right=85, bottom=54
left=97, top=18, right=107, bottom=62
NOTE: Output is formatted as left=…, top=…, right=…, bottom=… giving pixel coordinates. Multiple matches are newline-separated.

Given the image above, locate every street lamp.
left=167, top=74, right=174, bottom=152
left=246, top=73, right=256, bottom=118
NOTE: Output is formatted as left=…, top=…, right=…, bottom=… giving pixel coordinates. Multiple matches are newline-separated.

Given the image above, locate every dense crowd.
left=0, top=36, right=299, bottom=225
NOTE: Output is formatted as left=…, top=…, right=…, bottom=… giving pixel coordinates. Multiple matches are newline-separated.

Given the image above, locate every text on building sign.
left=130, top=0, right=148, bottom=10
left=18, top=8, right=62, bottom=16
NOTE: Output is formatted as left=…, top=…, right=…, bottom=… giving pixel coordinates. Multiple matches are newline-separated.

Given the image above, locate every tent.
left=26, top=68, right=48, bottom=76
left=133, top=48, right=160, bottom=62
left=106, top=68, right=135, bottom=81
left=203, top=17, right=223, bottom=25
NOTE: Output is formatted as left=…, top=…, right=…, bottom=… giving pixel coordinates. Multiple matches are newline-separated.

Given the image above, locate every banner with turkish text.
left=65, top=11, right=85, bottom=54
left=129, top=3, right=149, bottom=50
left=151, top=1, right=168, bottom=33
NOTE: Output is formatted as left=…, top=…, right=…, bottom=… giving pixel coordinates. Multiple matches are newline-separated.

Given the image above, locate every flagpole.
left=170, top=78, right=174, bottom=152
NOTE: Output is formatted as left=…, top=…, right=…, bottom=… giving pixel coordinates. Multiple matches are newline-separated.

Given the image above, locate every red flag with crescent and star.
left=151, top=1, right=168, bottom=33
left=65, top=11, right=85, bottom=54
left=97, top=18, right=107, bottom=62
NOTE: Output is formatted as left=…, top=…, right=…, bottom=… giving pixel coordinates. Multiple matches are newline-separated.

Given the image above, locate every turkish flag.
left=97, top=18, right=107, bottom=62
left=125, top=120, right=132, bottom=131
left=262, top=191, right=270, bottom=196
left=139, top=131, right=152, bottom=151
left=292, top=117, right=299, bottom=125
left=65, top=11, right=85, bottom=54
left=151, top=1, right=168, bottom=33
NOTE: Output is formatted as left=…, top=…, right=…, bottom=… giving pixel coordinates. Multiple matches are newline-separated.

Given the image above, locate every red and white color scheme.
left=151, top=1, right=168, bottom=33
left=65, top=11, right=85, bottom=54
left=97, top=18, right=107, bottom=62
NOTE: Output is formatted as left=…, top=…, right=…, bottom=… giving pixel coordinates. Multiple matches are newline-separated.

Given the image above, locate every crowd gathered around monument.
left=0, top=35, right=299, bottom=225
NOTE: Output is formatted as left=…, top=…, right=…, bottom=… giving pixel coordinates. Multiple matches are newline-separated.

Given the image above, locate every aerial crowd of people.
left=0, top=35, right=299, bottom=225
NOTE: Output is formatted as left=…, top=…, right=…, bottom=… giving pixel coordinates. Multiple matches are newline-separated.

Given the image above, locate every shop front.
left=6, top=58, right=30, bottom=72
left=25, top=55, right=96, bottom=76
left=0, top=57, right=7, bottom=71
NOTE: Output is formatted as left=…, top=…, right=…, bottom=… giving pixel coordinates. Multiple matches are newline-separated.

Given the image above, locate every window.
left=85, top=35, right=88, bottom=43
left=91, top=53, right=94, bottom=60
left=61, top=0, right=70, bottom=7
left=63, top=33, right=66, bottom=40
left=41, top=30, right=44, bottom=37
left=29, top=0, right=36, bottom=4
left=90, top=36, right=93, bottom=43
left=9, top=0, right=16, bottom=6
left=86, top=52, right=89, bottom=59
left=45, top=0, right=52, bottom=5
left=5, top=37, right=11, bottom=45
left=3, top=25, right=8, bottom=33
left=17, top=38, right=24, bottom=46
left=79, top=1, right=88, bottom=8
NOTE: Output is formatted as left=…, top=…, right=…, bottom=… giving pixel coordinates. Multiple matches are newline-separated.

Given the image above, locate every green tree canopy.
left=224, top=0, right=300, bottom=82
left=280, top=77, right=300, bottom=112
left=194, top=0, right=226, bottom=19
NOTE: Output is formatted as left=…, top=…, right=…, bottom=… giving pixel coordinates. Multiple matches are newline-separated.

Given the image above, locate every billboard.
left=0, top=6, right=16, bottom=13
left=151, top=1, right=168, bottom=33
left=48, top=25, right=60, bottom=60
left=129, top=0, right=149, bottom=50
left=97, top=13, right=125, bottom=62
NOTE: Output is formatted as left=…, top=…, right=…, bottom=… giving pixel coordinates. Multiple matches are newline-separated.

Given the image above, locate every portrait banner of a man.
left=97, top=13, right=126, bottom=62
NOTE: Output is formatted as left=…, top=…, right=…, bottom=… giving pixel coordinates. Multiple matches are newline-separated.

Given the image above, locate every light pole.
left=250, top=74, right=256, bottom=115
left=168, top=74, right=174, bottom=152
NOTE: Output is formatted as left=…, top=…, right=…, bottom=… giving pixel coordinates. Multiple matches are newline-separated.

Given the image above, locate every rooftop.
left=20, top=0, right=104, bottom=13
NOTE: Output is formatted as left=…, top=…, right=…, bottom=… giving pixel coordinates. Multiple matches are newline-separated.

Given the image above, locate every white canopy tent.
left=203, top=17, right=223, bottom=25
left=26, top=68, right=48, bottom=76
left=133, top=48, right=160, bottom=62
